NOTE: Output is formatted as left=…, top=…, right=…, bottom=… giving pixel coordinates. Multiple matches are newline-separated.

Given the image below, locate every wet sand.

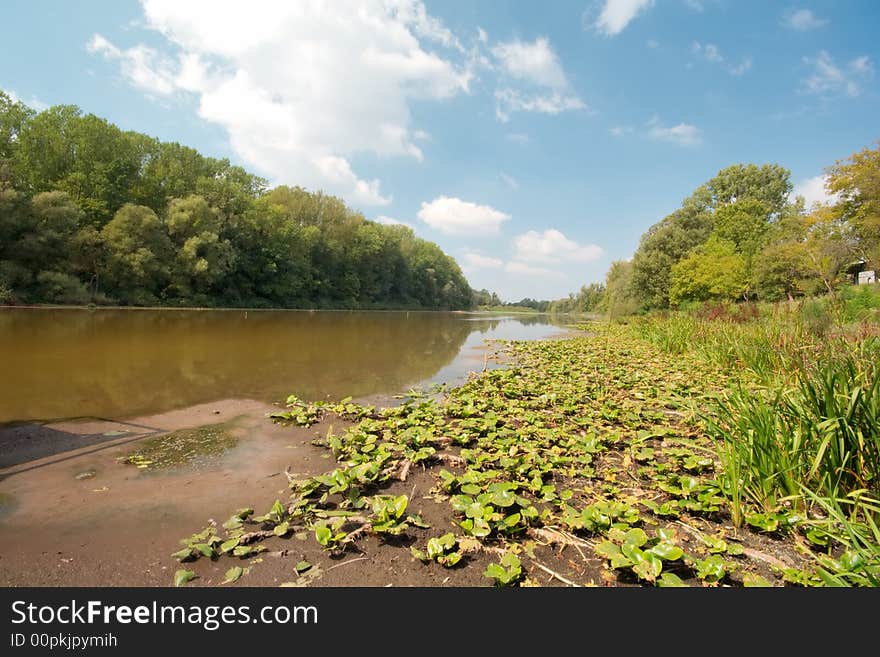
left=0, top=399, right=345, bottom=586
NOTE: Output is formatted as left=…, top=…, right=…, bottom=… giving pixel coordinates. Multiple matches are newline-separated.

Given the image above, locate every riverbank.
left=2, top=315, right=876, bottom=587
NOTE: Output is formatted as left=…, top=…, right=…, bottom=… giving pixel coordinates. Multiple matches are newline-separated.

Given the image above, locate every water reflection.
left=0, top=309, right=567, bottom=423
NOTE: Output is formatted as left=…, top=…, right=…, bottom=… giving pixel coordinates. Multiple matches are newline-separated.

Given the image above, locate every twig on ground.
left=327, top=556, right=369, bottom=571
left=532, top=562, right=582, bottom=587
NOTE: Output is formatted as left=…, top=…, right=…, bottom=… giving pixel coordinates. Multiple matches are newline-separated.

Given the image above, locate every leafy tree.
left=826, top=141, right=880, bottom=268
left=602, top=260, right=639, bottom=317
left=669, top=236, right=748, bottom=305
left=100, top=204, right=172, bottom=304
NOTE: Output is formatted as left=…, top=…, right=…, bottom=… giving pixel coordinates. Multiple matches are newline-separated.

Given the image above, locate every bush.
left=34, top=271, right=91, bottom=305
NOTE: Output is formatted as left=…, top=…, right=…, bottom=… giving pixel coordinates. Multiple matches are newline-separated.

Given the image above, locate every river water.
left=0, top=308, right=570, bottom=424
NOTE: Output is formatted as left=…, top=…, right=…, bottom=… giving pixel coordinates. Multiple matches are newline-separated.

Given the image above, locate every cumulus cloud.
left=461, top=251, right=504, bottom=270
left=87, top=34, right=178, bottom=97
left=513, top=229, right=603, bottom=263
left=417, top=196, right=510, bottom=235
left=374, top=215, right=413, bottom=228
left=790, top=175, right=840, bottom=209
left=491, top=37, right=585, bottom=122
left=646, top=118, right=702, bottom=146
left=783, top=9, right=828, bottom=31
left=594, top=0, right=654, bottom=37
left=492, top=37, right=569, bottom=88
left=803, top=50, right=874, bottom=97
left=494, top=88, right=586, bottom=122
left=87, top=1, right=474, bottom=206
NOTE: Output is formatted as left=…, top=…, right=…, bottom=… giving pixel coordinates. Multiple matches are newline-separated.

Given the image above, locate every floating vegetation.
left=170, top=319, right=879, bottom=587
left=121, top=423, right=238, bottom=470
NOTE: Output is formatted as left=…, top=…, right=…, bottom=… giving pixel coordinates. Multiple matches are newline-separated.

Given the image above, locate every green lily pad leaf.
left=173, top=569, right=196, bottom=587
left=220, top=538, right=240, bottom=553
left=460, top=483, right=481, bottom=495
left=632, top=552, right=663, bottom=582
left=657, top=572, right=688, bottom=587
left=440, top=551, right=462, bottom=567
left=406, top=514, right=431, bottom=529
left=294, top=560, right=312, bottom=574
left=657, top=527, right=677, bottom=542
left=490, top=489, right=516, bottom=508
left=648, top=543, right=684, bottom=561
left=314, top=525, right=332, bottom=546
left=232, top=545, right=253, bottom=557
left=410, top=547, right=428, bottom=562
left=273, top=521, right=290, bottom=537
left=623, top=528, right=648, bottom=547
left=223, top=566, right=243, bottom=584
left=171, top=547, right=194, bottom=561
left=595, top=541, right=622, bottom=560
left=193, top=543, right=215, bottom=558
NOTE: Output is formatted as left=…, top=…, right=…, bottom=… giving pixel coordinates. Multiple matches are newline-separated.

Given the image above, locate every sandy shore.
left=0, top=399, right=342, bottom=586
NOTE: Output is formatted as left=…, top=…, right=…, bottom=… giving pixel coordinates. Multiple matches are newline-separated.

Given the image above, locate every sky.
left=1, top=1, right=878, bottom=301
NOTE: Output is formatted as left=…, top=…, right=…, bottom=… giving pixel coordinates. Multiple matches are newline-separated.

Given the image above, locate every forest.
left=544, top=142, right=879, bottom=316
left=0, top=92, right=473, bottom=310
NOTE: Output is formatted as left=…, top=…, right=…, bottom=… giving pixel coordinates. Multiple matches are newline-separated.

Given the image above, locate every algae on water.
left=121, top=422, right=238, bottom=470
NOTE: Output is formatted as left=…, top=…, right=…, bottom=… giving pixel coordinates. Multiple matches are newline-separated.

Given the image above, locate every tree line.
left=552, top=142, right=879, bottom=315
left=0, top=92, right=473, bottom=309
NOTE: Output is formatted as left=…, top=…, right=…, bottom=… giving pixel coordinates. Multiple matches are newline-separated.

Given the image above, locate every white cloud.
left=513, top=229, right=603, bottom=264
left=692, top=41, right=723, bottom=63
left=494, top=88, right=586, bottom=122
left=683, top=0, right=704, bottom=11
left=492, top=37, right=568, bottom=89
left=647, top=118, right=702, bottom=146
left=499, top=172, right=519, bottom=190
left=503, top=261, right=565, bottom=279
left=374, top=215, right=413, bottom=228
left=791, top=175, right=840, bottom=209
left=609, top=126, right=633, bottom=137
left=729, top=57, right=753, bottom=76
left=1, top=86, right=48, bottom=111
left=595, top=0, right=655, bottom=36
left=87, top=34, right=177, bottom=96
left=692, top=41, right=751, bottom=76
left=417, top=196, right=510, bottom=235
left=491, top=36, right=584, bottom=122
left=783, top=9, right=828, bottom=31
left=88, top=1, right=473, bottom=206
left=461, top=251, right=504, bottom=270
left=803, top=50, right=874, bottom=97
left=646, top=39, right=659, bottom=49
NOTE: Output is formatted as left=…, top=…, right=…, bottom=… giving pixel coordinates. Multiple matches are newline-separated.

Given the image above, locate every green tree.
left=164, top=195, right=235, bottom=303
left=100, top=204, right=172, bottom=304
left=826, top=141, right=880, bottom=268
left=669, top=236, right=748, bottom=305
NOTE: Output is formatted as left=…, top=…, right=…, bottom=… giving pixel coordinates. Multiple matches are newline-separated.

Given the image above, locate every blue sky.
left=2, top=1, right=878, bottom=301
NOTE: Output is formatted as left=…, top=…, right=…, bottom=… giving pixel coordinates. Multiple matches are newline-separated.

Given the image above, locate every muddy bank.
left=0, top=400, right=350, bottom=586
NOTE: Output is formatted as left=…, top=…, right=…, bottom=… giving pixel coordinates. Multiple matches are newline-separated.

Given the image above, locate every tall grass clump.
left=713, top=341, right=880, bottom=512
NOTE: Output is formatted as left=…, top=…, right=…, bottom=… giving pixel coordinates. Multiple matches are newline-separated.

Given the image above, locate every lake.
left=0, top=308, right=570, bottom=424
